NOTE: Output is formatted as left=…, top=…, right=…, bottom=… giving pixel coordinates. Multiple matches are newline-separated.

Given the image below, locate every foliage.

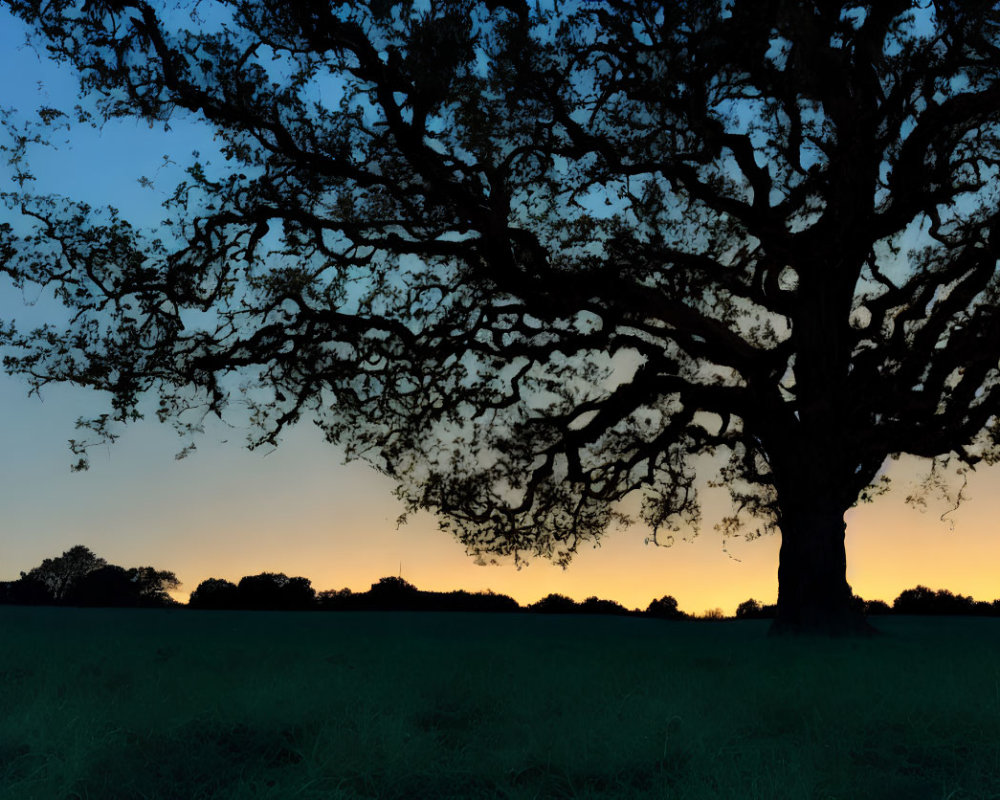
left=527, top=593, right=579, bottom=614
left=355, top=575, right=417, bottom=609
left=60, top=564, right=180, bottom=607
left=188, top=577, right=240, bottom=609
left=438, top=588, right=520, bottom=613
left=892, top=585, right=977, bottom=616
left=127, top=565, right=182, bottom=606
left=314, top=587, right=355, bottom=611
left=580, top=595, right=630, bottom=616
left=3, top=546, right=178, bottom=607
left=863, top=599, right=892, bottom=615
left=315, top=581, right=523, bottom=612
left=62, top=565, right=138, bottom=607
left=21, top=545, right=106, bottom=601
left=736, top=598, right=767, bottom=619
left=2, top=574, right=53, bottom=606
left=235, top=572, right=316, bottom=610
left=644, top=595, right=687, bottom=620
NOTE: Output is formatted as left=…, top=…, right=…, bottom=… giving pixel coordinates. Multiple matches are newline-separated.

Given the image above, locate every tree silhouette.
left=236, top=572, right=316, bottom=610
left=892, top=585, right=975, bottom=615
left=972, top=601, right=995, bottom=616
left=4, top=2, right=1000, bottom=632
left=5, top=575, right=53, bottom=606
left=21, top=545, right=107, bottom=602
left=3, top=547, right=179, bottom=606
left=189, top=578, right=241, bottom=609
left=443, top=589, right=520, bottom=613
left=364, top=576, right=421, bottom=610
left=316, top=587, right=356, bottom=611
left=315, top=583, right=521, bottom=612
left=735, top=599, right=765, bottom=620
left=644, top=595, right=687, bottom=621
left=127, top=566, right=181, bottom=606
left=863, top=599, right=891, bottom=616
left=63, top=565, right=139, bottom=607
left=579, top=596, right=630, bottom=616
left=528, top=593, right=580, bottom=615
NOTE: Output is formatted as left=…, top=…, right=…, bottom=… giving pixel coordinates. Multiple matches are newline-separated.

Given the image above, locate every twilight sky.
left=1, top=7, right=999, bottom=615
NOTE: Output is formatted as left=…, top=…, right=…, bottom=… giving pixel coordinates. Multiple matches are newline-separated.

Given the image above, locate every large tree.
left=2, top=0, right=999, bottom=633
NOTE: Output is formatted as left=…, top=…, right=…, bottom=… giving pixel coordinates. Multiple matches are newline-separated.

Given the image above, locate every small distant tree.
left=972, top=600, right=995, bottom=617
left=645, top=595, right=686, bottom=621
left=6, top=574, right=52, bottom=606
left=580, top=596, right=630, bottom=616
left=189, top=578, right=240, bottom=609
left=700, top=608, right=727, bottom=621
left=316, top=587, right=356, bottom=611
left=893, top=585, right=937, bottom=614
left=237, top=572, right=315, bottom=610
left=457, top=590, right=520, bottom=613
left=237, top=572, right=284, bottom=609
left=529, top=593, right=580, bottom=615
left=939, top=589, right=975, bottom=615
left=369, top=576, right=419, bottom=593
left=735, top=599, right=764, bottom=619
left=21, top=545, right=106, bottom=602
left=128, top=566, right=181, bottom=607
left=863, top=599, right=891, bottom=616
left=64, top=565, right=138, bottom=607
left=283, top=576, right=317, bottom=610
left=893, top=586, right=975, bottom=615
left=364, top=576, right=421, bottom=610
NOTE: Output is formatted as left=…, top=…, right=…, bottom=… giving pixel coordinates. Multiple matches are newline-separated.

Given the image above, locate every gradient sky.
left=1, top=7, right=999, bottom=616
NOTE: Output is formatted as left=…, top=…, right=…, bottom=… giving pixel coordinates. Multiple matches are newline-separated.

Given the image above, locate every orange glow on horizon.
left=3, top=387, right=999, bottom=618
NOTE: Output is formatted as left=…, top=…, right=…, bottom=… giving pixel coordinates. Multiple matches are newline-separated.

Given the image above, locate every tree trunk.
left=770, top=508, right=875, bottom=636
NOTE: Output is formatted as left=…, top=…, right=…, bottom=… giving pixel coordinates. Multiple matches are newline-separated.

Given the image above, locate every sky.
left=1, top=6, right=999, bottom=616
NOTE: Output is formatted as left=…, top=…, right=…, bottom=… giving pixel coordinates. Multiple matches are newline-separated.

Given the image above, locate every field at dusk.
left=1, top=607, right=998, bottom=799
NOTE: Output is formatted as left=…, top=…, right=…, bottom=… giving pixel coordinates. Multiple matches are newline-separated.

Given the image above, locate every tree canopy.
left=236, top=572, right=316, bottom=609
left=20, top=544, right=107, bottom=601
left=3, top=0, right=1000, bottom=632
left=8, top=545, right=179, bottom=606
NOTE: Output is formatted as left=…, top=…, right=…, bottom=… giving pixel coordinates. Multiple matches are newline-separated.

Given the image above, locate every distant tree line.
left=188, top=574, right=1000, bottom=619
left=0, top=546, right=179, bottom=607
left=187, top=573, right=691, bottom=618
left=734, top=588, right=1000, bottom=620
left=4, top=547, right=999, bottom=619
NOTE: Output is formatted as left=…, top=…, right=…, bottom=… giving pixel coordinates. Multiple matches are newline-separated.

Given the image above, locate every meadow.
left=0, top=607, right=998, bottom=799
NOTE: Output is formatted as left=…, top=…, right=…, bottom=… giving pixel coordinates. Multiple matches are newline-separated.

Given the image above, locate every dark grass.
left=1, top=607, right=999, bottom=798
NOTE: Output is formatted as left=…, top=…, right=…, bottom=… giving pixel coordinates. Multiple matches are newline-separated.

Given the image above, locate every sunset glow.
left=2, top=371, right=997, bottom=616
left=1, top=7, right=998, bottom=619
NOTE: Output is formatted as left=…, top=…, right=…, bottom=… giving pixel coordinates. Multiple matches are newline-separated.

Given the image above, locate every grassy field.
left=0, top=607, right=998, bottom=799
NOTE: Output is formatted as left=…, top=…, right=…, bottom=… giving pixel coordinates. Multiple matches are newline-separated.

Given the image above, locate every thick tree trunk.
left=770, top=509, right=875, bottom=636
